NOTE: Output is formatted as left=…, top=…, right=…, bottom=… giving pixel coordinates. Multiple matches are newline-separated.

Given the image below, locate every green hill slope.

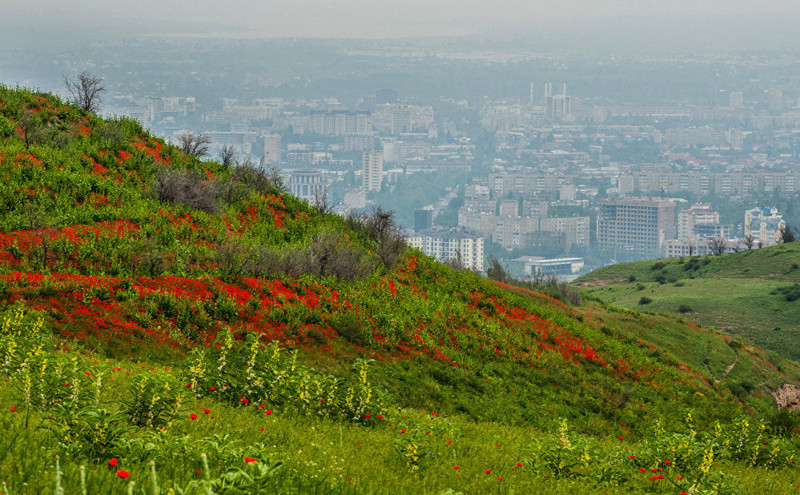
left=575, top=244, right=800, bottom=361
left=3, top=86, right=800, bottom=493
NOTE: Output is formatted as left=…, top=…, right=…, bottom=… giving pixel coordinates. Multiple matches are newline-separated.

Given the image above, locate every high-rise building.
left=545, top=82, right=572, bottom=121
left=362, top=150, right=383, bottom=192
left=263, top=134, right=281, bottom=163
left=391, top=105, right=412, bottom=134
left=597, top=197, right=676, bottom=259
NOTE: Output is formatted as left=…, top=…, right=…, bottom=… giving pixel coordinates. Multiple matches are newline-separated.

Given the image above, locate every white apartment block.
left=407, top=227, right=484, bottom=272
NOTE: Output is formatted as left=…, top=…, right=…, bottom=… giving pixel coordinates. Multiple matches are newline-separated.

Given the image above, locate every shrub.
left=152, top=169, right=220, bottom=213
left=651, top=261, right=666, bottom=271
left=678, top=304, right=692, bottom=313
left=638, top=296, right=653, bottom=305
left=628, top=274, right=636, bottom=282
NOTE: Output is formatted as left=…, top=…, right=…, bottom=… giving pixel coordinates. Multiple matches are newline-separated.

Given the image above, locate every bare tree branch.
left=176, top=132, right=211, bottom=158
left=64, top=72, right=105, bottom=113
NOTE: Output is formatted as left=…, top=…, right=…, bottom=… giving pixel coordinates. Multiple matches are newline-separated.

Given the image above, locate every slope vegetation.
left=2, top=86, right=800, bottom=493
left=576, top=244, right=800, bottom=361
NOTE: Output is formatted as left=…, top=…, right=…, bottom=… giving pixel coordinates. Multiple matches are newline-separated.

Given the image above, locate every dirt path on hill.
left=721, top=352, right=739, bottom=380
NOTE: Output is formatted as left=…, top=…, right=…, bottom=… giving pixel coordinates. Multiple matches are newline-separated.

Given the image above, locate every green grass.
left=577, top=247, right=800, bottom=360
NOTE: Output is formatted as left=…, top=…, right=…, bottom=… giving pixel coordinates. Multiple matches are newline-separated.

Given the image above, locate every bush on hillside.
left=639, top=296, right=653, bottom=305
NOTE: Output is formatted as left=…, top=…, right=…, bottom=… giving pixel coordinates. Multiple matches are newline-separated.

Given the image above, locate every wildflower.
left=108, top=459, right=118, bottom=467
left=401, top=429, right=407, bottom=433
left=190, top=413, right=198, bottom=420
left=9, top=407, right=16, bottom=412
left=265, top=410, right=273, bottom=415
left=639, top=468, right=646, bottom=473
left=656, top=475, right=664, bottom=480
left=203, top=409, right=210, bottom=414
left=676, top=475, right=683, bottom=480
left=195, top=470, right=201, bottom=475
left=117, top=471, right=130, bottom=479
left=376, top=414, right=383, bottom=419
left=485, top=469, right=491, bottom=475
left=64, top=382, right=70, bottom=387
left=185, top=383, right=192, bottom=388
left=209, top=387, right=216, bottom=391
left=245, top=457, right=257, bottom=463
left=664, top=460, right=671, bottom=465
left=497, top=477, right=503, bottom=481
left=618, top=436, right=624, bottom=440
left=453, top=466, right=459, bottom=470
left=516, top=462, right=522, bottom=467
left=446, top=440, right=452, bottom=444
left=260, top=427, right=265, bottom=431
left=85, top=372, right=91, bottom=376
left=629, top=455, right=636, bottom=459
left=240, top=398, right=249, bottom=405
left=426, top=431, right=431, bottom=434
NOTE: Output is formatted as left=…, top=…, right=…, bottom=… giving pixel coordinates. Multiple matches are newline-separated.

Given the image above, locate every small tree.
left=176, top=132, right=211, bottom=158
left=779, top=224, right=797, bottom=244
left=64, top=72, right=105, bottom=113
left=743, top=234, right=755, bottom=250
left=709, top=236, right=728, bottom=255
left=218, top=145, right=236, bottom=167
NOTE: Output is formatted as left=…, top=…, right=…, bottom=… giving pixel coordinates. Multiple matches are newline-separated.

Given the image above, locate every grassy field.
left=577, top=245, right=800, bottom=361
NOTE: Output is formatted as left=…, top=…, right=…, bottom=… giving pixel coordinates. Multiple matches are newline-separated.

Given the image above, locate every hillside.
left=575, top=244, right=800, bottom=361
left=3, top=86, right=800, bottom=493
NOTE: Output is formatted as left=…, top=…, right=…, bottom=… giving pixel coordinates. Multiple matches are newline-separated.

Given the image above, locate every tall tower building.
left=729, top=91, right=743, bottom=108
left=545, top=82, right=572, bottom=120
left=263, top=134, right=281, bottom=163
left=362, top=150, right=384, bottom=192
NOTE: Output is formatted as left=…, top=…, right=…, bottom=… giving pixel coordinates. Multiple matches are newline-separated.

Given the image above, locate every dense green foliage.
left=3, top=86, right=800, bottom=493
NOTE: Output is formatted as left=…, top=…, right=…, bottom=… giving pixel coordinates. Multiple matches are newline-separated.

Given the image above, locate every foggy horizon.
left=3, top=1, right=800, bottom=52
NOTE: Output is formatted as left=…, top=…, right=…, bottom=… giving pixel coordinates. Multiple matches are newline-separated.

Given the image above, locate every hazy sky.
left=4, top=0, right=800, bottom=40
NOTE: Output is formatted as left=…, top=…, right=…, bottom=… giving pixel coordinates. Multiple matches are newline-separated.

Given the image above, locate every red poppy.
left=265, top=410, right=273, bottom=415
left=426, top=431, right=431, bottom=434
left=117, top=471, right=129, bottom=479
left=190, top=413, right=198, bottom=420
left=497, top=477, right=503, bottom=481
left=209, top=387, right=216, bottom=391
left=629, top=455, right=635, bottom=459
left=516, top=462, right=522, bottom=467
left=9, top=407, right=16, bottom=412
left=618, top=436, right=624, bottom=440
left=85, top=372, right=91, bottom=376
left=195, top=470, right=201, bottom=475
left=401, top=429, right=407, bottom=433
left=446, top=440, right=452, bottom=444
left=240, top=398, right=249, bottom=405
left=64, top=382, right=70, bottom=387
left=376, top=415, right=383, bottom=419
left=453, top=466, right=459, bottom=470
left=203, top=409, right=210, bottom=414
left=185, top=383, right=192, bottom=388
left=664, top=460, right=671, bottom=465
left=639, top=467, right=646, bottom=473
left=108, top=459, right=118, bottom=467
left=485, top=469, right=491, bottom=475
left=245, top=457, right=257, bottom=463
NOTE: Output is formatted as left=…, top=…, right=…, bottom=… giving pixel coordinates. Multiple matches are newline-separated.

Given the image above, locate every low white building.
left=407, top=227, right=484, bottom=272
